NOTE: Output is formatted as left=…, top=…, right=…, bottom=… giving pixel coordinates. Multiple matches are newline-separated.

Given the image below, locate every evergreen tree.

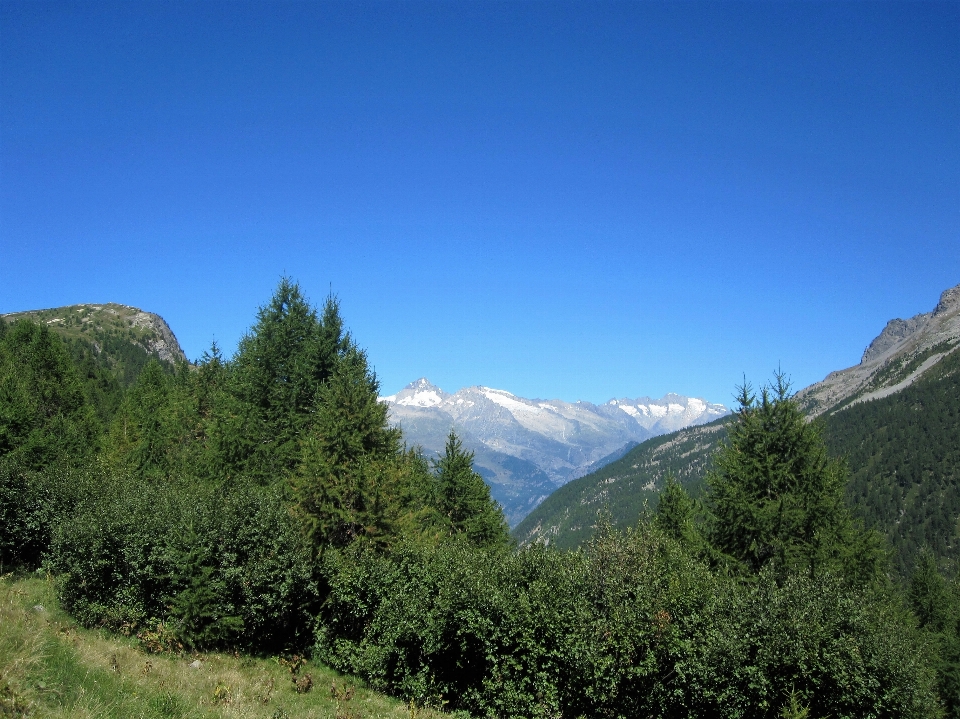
left=292, top=347, right=403, bottom=547
left=227, top=279, right=349, bottom=482
left=0, top=318, right=99, bottom=468
left=654, top=475, right=704, bottom=552
left=434, top=431, right=510, bottom=548
left=706, top=373, right=884, bottom=581
left=909, top=547, right=952, bottom=632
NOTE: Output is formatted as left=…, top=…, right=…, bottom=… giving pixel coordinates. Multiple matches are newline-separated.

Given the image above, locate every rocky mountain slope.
left=516, top=281, right=960, bottom=557
left=2, top=303, right=187, bottom=365
left=381, top=379, right=728, bottom=525
left=796, top=283, right=960, bottom=416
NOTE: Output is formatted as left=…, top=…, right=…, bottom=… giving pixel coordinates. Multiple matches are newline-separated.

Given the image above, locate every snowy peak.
left=380, top=378, right=449, bottom=408
left=608, top=395, right=727, bottom=431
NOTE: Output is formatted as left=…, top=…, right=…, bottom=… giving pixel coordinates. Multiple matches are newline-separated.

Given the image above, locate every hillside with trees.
left=1, top=280, right=956, bottom=717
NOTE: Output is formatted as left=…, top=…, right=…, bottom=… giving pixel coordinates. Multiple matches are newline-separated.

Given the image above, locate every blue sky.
left=2, top=1, right=958, bottom=406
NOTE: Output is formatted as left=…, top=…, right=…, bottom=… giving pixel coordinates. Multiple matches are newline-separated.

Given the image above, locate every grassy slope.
left=0, top=575, right=444, bottom=719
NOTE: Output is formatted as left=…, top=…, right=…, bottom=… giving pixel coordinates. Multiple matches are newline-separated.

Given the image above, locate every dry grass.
left=0, top=574, right=447, bottom=719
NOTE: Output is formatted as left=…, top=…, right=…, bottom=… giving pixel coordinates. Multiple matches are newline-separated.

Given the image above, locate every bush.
left=0, top=457, right=48, bottom=571
left=49, top=470, right=319, bottom=653
left=315, top=524, right=942, bottom=718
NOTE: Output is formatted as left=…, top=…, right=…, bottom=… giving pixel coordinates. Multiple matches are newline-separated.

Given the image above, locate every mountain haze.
left=381, top=379, right=728, bottom=525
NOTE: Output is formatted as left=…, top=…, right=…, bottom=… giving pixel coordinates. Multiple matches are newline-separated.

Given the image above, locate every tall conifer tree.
left=293, top=347, right=402, bottom=547
left=434, top=431, right=510, bottom=548
left=225, top=279, right=348, bottom=482
left=706, top=373, right=884, bottom=581
left=0, top=319, right=99, bottom=468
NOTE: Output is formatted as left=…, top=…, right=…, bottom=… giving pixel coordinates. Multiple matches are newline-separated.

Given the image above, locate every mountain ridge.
left=2, top=303, right=187, bottom=365
left=796, top=283, right=960, bottom=416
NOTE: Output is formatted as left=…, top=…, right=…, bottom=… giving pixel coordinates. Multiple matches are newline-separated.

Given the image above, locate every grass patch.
left=0, top=574, right=446, bottom=718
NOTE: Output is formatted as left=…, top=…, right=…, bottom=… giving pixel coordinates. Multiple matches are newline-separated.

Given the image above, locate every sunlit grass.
left=0, top=574, right=445, bottom=719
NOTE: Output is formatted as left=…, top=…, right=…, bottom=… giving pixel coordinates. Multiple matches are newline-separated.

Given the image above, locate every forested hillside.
left=519, top=343, right=960, bottom=584
left=2, top=281, right=957, bottom=717
left=513, top=416, right=729, bottom=549
left=825, top=344, right=960, bottom=576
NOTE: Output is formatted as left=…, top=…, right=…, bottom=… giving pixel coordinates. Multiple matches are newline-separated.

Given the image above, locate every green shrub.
left=315, top=525, right=941, bottom=718
left=48, top=470, right=319, bottom=653
left=0, top=457, right=49, bottom=570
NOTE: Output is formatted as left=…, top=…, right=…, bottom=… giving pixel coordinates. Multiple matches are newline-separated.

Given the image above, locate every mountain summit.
left=380, top=380, right=727, bottom=525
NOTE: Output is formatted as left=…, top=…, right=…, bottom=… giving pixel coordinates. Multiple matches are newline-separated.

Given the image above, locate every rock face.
left=381, top=379, right=728, bottom=525
left=797, top=282, right=960, bottom=417
left=2, top=303, right=188, bottom=364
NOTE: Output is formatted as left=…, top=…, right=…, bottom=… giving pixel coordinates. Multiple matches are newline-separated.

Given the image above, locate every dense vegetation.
left=824, top=345, right=960, bottom=576
left=518, top=345, right=960, bottom=583
left=2, top=281, right=957, bottom=716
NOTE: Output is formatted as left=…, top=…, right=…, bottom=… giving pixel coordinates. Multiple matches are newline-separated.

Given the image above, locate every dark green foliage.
left=228, top=279, right=350, bottom=482
left=293, top=347, right=404, bottom=547
left=0, top=457, right=49, bottom=570
left=49, top=468, right=319, bottom=652
left=0, top=319, right=100, bottom=468
left=166, top=541, right=245, bottom=650
left=910, top=548, right=954, bottom=632
left=316, top=524, right=940, bottom=717
left=433, top=431, right=510, bottom=549
left=707, top=375, right=884, bottom=582
left=824, top=345, right=960, bottom=576
left=909, top=551, right=960, bottom=717
left=106, top=360, right=175, bottom=475
left=59, top=335, right=126, bottom=426
left=654, top=475, right=705, bottom=553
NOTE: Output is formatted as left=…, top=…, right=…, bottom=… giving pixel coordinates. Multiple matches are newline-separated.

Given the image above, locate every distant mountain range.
left=515, top=282, right=960, bottom=574
left=380, top=379, right=728, bottom=525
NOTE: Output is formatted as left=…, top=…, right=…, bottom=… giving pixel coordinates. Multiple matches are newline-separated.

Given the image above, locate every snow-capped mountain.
left=380, top=379, right=728, bottom=526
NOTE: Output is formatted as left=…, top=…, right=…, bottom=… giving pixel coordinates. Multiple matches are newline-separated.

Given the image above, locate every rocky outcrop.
left=2, top=302, right=188, bottom=365
left=797, top=283, right=960, bottom=417
left=129, top=309, right=187, bottom=363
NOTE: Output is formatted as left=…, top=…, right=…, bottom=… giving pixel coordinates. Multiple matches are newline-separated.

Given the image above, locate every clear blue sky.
left=2, top=1, right=958, bottom=406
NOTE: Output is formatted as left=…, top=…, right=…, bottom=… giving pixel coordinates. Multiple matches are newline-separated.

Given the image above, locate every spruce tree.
left=909, top=548, right=953, bottom=632
left=226, top=279, right=349, bottom=481
left=0, top=318, right=99, bottom=468
left=433, top=430, right=510, bottom=548
left=706, top=373, right=884, bottom=581
left=654, top=475, right=704, bottom=552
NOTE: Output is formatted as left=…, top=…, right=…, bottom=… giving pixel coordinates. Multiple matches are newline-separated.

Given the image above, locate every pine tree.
left=654, top=475, right=704, bottom=552
left=909, top=547, right=952, bottom=632
left=706, top=373, right=884, bottom=581
left=0, top=318, right=99, bottom=468
left=433, top=431, right=510, bottom=549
